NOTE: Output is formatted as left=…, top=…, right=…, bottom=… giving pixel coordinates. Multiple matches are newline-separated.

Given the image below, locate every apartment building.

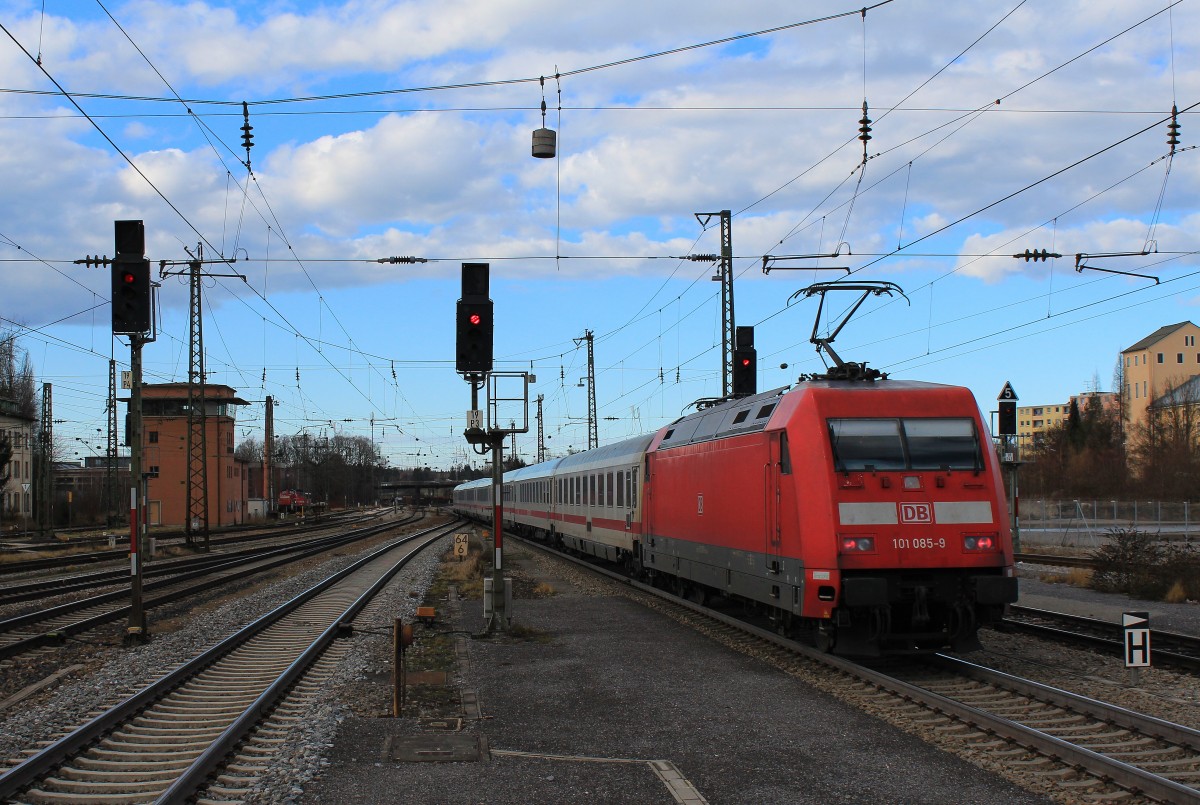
left=1121, top=321, right=1200, bottom=431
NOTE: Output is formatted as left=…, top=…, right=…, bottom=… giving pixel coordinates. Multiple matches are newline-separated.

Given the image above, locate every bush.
left=1090, top=528, right=1199, bottom=601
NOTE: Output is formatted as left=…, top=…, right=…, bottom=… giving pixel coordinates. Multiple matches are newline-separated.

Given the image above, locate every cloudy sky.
left=1, top=0, right=1197, bottom=470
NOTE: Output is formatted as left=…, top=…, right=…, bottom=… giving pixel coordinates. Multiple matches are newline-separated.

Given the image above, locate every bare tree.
left=0, top=329, right=37, bottom=419
left=1129, top=374, right=1200, bottom=499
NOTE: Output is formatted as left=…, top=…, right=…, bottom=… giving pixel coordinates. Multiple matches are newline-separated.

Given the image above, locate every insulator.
left=1167, top=104, right=1181, bottom=150
left=240, top=101, right=254, bottom=161
left=858, top=100, right=872, bottom=143
left=688, top=254, right=719, bottom=262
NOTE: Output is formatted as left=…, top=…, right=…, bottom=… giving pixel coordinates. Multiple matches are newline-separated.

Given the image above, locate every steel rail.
left=1003, top=605, right=1200, bottom=673
left=158, top=521, right=460, bottom=803
left=0, top=511, right=408, bottom=605
left=0, top=515, right=421, bottom=662
left=0, top=508, right=381, bottom=574
left=512, top=533, right=1200, bottom=804
left=0, top=520, right=459, bottom=802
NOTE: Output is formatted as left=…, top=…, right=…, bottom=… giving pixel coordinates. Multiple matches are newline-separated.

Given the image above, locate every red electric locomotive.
left=452, top=283, right=1018, bottom=655
left=452, top=376, right=1016, bottom=655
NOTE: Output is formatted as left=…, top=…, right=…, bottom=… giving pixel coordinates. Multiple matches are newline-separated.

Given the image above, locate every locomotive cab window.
left=904, top=418, right=979, bottom=470
left=828, top=417, right=981, bottom=472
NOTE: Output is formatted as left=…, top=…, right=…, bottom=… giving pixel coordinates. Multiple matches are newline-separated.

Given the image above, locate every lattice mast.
left=186, top=252, right=209, bottom=548
left=717, top=211, right=734, bottom=397
left=536, top=394, right=545, bottom=463
left=576, top=330, right=598, bottom=450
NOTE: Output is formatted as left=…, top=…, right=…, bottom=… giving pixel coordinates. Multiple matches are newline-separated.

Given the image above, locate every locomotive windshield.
left=828, top=417, right=980, bottom=471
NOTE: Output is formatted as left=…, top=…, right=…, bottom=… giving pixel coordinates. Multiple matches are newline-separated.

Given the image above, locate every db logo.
left=899, top=503, right=933, bottom=524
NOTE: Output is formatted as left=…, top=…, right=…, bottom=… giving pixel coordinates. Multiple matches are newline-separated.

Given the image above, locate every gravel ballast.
left=4, top=535, right=1198, bottom=803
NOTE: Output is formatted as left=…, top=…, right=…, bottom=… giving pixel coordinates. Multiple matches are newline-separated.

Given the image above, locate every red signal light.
left=122, top=272, right=136, bottom=284
left=740, top=357, right=751, bottom=367
left=469, top=313, right=482, bottom=325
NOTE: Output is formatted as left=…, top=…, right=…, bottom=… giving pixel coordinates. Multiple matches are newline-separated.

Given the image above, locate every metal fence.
left=1020, top=499, right=1197, bottom=547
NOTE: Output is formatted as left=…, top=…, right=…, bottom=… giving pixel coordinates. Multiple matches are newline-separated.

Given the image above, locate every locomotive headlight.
left=839, top=536, right=875, bottom=553
left=963, top=533, right=997, bottom=552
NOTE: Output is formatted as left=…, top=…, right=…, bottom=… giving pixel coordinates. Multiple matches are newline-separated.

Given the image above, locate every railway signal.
left=732, top=325, right=756, bottom=397
left=111, top=220, right=152, bottom=334
left=456, top=263, right=493, bottom=375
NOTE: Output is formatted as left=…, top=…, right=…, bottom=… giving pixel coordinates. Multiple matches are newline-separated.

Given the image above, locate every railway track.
left=0, top=509, right=380, bottom=577
left=0, top=511, right=400, bottom=607
left=1013, top=551, right=1096, bottom=568
left=0, top=520, right=458, bottom=804
left=1002, top=605, right=1200, bottom=673
left=0, top=513, right=424, bottom=665
left=516, top=534, right=1200, bottom=803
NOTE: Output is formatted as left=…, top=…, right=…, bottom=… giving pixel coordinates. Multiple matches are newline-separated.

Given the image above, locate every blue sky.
left=2, top=0, right=1198, bottom=470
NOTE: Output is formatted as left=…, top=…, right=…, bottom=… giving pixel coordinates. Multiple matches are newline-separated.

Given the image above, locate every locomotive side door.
left=764, top=431, right=783, bottom=573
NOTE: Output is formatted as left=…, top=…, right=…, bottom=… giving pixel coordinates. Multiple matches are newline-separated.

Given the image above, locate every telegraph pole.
left=104, top=360, right=118, bottom=526
left=128, top=332, right=146, bottom=635
left=110, top=220, right=154, bottom=638
left=38, top=384, right=52, bottom=537
left=77, top=220, right=156, bottom=638
left=264, top=396, right=275, bottom=516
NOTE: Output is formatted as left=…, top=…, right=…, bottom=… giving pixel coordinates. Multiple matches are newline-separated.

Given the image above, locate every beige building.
left=1121, top=321, right=1200, bottom=432
left=1016, top=402, right=1067, bottom=448
left=1, top=398, right=36, bottom=529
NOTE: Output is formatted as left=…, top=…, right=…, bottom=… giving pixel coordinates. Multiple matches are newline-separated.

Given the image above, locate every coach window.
left=631, top=467, right=639, bottom=508
left=617, top=471, right=625, bottom=507
left=575, top=476, right=581, bottom=506
left=607, top=472, right=615, bottom=506
left=590, top=475, right=597, bottom=506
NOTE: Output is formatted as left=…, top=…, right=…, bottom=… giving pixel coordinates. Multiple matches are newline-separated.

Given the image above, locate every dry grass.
left=437, top=549, right=485, bottom=598
left=1165, top=580, right=1189, bottom=604
left=1063, top=567, right=1093, bottom=588
left=532, top=582, right=556, bottom=598
left=1035, top=567, right=1092, bottom=588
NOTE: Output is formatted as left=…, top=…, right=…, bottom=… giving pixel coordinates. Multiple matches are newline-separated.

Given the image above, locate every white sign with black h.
left=1123, top=611, right=1151, bottom=668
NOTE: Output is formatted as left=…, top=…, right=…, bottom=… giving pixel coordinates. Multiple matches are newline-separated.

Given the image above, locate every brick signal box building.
left=139, top=384, right=249, bottom=528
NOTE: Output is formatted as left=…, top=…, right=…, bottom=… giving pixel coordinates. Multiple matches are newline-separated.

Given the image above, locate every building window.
left=1179, top=353, right=1185, bottom=364
left=148, top=431, right=159, bottom=444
